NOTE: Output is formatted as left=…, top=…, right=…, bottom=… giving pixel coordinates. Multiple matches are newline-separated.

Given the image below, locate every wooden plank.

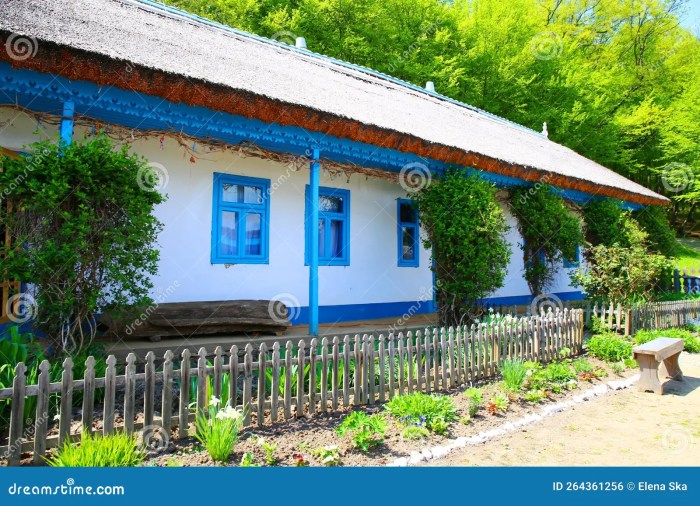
left=102, top=355, right=117, bottom=436
left=468, top=325, right=476, bottom=382
left=229, top=345, right=239, bottom=408
left=82, top=356, right=96, bottom=435
left=425, top=328, right=432, bottom=393
left=213, top=346, right=223, bottom=400
left=388, top=333, right=396, bottom=399
left=320, top=337, right=329, bottom=413
left=398, top=332, right=406, bottom=396
left=8, top=362, right=26, bottom=466
left=32, top=360, right=50, bottom=464
left=257, top=342, right=267, bottom=426
left=433, top=327, right=440, bottom=390
left=367, top=336, right=375, bottom=404
left=331, top=336, right=340, bottom=410
left=178, top=349, right=191, bottom=438
left=271, top=342, right=280, bottom=422
left=441, top=327, right=448, bottom=388
left=195, top=348, right=207, bottom=418
left=406, top=331, right=414, bottom=394
left=284, top=341, right=293, bottom=420
left=144, top=351, right=156, bottom=428
left=341, top=336, right=350, bottom=407
left=161, top=350, right=174, bottom=439
left=361, top=335, right=370, bottom=404
left=454, top=327, right=463, bottom=386
left=378, top=335, right=386, bottom=402
left=296, top=340, right=305, bottom=417
left=448, top=327, right=456, bottom=388
left=308, top=338, right=317, bottom=414
left=353, top=335, right=361, bottom=405
left=243, top=344, right=253, bottom=425
left=415, top=331, right=423, bottom=393
left=58, top=357, right=74, bottom=445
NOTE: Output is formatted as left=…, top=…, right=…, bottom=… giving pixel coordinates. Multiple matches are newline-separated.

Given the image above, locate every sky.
left=681, top=0, right=700, bottom=33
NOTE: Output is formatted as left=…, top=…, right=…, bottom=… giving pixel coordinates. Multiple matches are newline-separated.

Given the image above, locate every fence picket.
left=257, top=343, right=267, bottom=426
left=229, top=345, right=239, bottom=409
left=243, top=344, right=253, bottom=425
left=32, top=360, right=50, bottom=464
left=8, top=362, right=26, bottom=466
left=102, top=355, right=117, bottom=436
left=378, top=335, right=386, bottom=402
left=332, top=337, right=340, bottom=410
left=321, top=337, right=329, bottom=412
left=82, top=356, right=96, bottom=435
left=59, top=357, right=74, bottom=445
left=161, top=350, right=174, bottom=439
left=284, top=341, right=293, bottom=419
left=271, top=342, right=280, bottom=422
left=178, top=350, right=190, bottom=438
left=296, top=340, right=305, bottom=416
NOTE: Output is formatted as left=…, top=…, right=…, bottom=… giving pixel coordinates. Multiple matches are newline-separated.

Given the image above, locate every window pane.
left=399, top=202, right=417, bottom=223
left=402, top=226, right=415, bottom=260
left=330, top=220, right=344, bottom=258
left=220, top=211, right=238, bottom=256
left=317, top=219, right=326, bottom=258
left=245, top=213, right=262, bottom=256
left=223, top=184, right=263, bottom=204
left=319, top=195, right=343, bottom=213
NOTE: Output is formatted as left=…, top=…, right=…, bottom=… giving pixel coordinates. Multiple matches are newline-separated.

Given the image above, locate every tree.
left=413, top=169, right=510, bottom=326
left=0, top=137, right=164, bottom=352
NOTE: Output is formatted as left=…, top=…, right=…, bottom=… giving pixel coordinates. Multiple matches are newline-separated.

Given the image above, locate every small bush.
left=194, top=397, right=244, bottom=463
left=500, top=358, right=527, bottom=392
left=523, top=390, right=546, bottom=403
left=45, top=432, right=145, bottom=467
left=336, top=411, right=386, bottom=451
left=587, top=334, right=633, bottom=362
left=611, top=362, right=624, bottom=375
left=400, top=425, right=431, bottom=440
left=385, top=392, right=458, bottom=433
left=573, top=358, right=593, bottom=374
left=487, top=393, right=509, bottom=415
left=464, top=387, right=483, bottom=417
left=634, top=328, right=700, bottom=353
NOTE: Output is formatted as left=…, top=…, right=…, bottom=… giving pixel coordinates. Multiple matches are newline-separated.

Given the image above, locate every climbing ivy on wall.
left=509, top=185, right=583, bottom=297
left=413, top=168, right=510, bottom=326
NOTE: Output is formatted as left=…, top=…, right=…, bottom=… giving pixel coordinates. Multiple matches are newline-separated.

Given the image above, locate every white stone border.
left=388, top=374, right=640, bottom=466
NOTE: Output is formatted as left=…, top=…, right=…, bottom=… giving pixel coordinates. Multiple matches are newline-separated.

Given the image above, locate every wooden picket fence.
left=0, top=309, right=584, bottom=465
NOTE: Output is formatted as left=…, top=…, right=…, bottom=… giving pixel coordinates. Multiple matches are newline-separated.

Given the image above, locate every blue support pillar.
left=59, top=101, right=75, bottom=146
left=309, top=148, right=320, bottom=335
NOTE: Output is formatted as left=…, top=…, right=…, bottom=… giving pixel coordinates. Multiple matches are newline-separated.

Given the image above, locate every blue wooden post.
left=59, top=101, right=75, bottom=146
left=309, top=148, right=320, bottom=335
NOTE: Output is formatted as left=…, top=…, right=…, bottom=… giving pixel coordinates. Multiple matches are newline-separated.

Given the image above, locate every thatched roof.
left=0, top=0, right=667, bottom=206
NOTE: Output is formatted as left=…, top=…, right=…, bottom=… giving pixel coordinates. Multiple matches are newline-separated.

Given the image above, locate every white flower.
left=324, top=445, right=338, bottom=451
left=323, top=455, right=337, bottom=464
left=209, top=396, right=221, bottom=407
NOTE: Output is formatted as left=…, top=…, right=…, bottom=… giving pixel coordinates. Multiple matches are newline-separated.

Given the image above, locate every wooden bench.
left=633, top=337, right=684, bottom=394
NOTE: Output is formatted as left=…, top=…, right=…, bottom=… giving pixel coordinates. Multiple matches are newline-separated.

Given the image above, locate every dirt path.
left=427, top=353, right=700, bottom=466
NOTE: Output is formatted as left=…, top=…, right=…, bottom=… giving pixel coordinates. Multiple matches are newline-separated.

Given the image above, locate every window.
left=305, top=186, right=350, bottom=266
left=397, top=199, right=419, bottom=267
left=563, top=245, right=581, bottom=268
left=211, top=173, right=269, bottom=264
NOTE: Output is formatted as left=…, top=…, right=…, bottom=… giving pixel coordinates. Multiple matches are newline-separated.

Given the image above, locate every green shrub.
left=464, top=387, right=483, bottom=417
left=583, top=199, right=630, bottom=248
left=400, top=425, right=431, bottom=440
left=45, top=432, right=145, bottom=467
left=573, top=358, right=593, bottom=374
left=526, top=360, right=576, bottom=393
left=523, top=390, right=546, bottom=403
left=500, top=358, right=527, bottom=392
left=487, top=392, right=509, bottom=415
left=385, top=392, right=457, bottom=433
left=194, top=397, right=244, bottom=463
left=634, top=328, right=700, bottom=353
left=336, top=411, right=386, bottom=451
left=587, top=334, right=633, bottom=362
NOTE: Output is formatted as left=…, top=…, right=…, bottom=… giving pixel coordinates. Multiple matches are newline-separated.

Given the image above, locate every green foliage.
left=256, top=437, right=277, bottom=466
left=313, top=445, right=341, bottom=466
left=400, top=424, right=431, bottom=440
left=240, top=453, right=259, bottom=467
left=582, top=199, right=630, bottom=248
left=634, top=328, right=700, bottom=353
left=525, top=360, right=576, bottom=393
left=571, top=220, right=673, bottom=304
left=487, top=392, right=509, bottom=415
left=45, top=432, right=145, bottom=467
left=0, top=138, right=164, bottom=352
left=413, top=168, right=510, bottom=325
left=587, top=334, right=633, bottom=362
left=385, top=392, right=457, bottom=433
left=464, top=387, right=483, bottom=417
left=336, top=411, right=386, bottom=452
left=510, top=185, right=583, bottom=295
left=572, top=358, right=593, bottom=375
left=194, top=398, right=244, bottom=463
left=611, top=362, right=624, bottom=375
left=633, top=206, right=678, bottom=257
left=523, top=390, right=545, bottom=403
left=499, top=358, right=527, bottom=392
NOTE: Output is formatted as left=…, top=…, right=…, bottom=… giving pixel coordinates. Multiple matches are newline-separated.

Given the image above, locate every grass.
left=673, top=239, right=700, bottom=270
left=45, top=432, right=145, bottom=467
left=499, top=358, right=527, bottom=392
left=385, top=392, right=457, bottom=433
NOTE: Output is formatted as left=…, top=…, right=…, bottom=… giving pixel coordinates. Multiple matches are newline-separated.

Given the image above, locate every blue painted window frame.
left=397, top=199, right=419, bottom=267
left=211, top=172, right=270, bottom=264
left=305, top=185, right=350, bottom=266
left=563, top=245, right=581, bottom=268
